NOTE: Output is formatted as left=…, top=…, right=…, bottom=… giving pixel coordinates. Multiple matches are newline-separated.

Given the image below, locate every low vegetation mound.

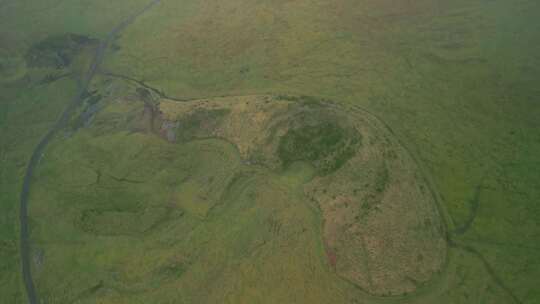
left=277, top=121, right=360, bottom=175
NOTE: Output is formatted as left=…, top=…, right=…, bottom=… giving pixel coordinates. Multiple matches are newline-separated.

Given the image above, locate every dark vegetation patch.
left=25, top=33, right=99, bottom=69
left=374, top=164, right=389, bottom=193
left=359, top=165, right=389, bottom=218
left=176, top=108, right=230, bottom=141
left=276, top=94, right=330, bottom=107
left=37, top=72, right=72, bottom=85
left=156, top=261, right=186, bottom=279
left=278, top=121, right=361, bottom=175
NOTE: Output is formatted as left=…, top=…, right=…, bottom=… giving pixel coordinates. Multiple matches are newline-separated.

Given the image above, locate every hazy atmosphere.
left=1, top=0, right=539, bottom=303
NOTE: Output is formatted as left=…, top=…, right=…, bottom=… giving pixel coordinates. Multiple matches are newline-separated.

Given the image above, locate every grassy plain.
left=1, top=0, right=539, bottom=303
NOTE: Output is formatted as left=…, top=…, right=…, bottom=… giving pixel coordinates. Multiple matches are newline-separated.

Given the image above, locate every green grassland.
left=1, top=0, right=540, bottom=303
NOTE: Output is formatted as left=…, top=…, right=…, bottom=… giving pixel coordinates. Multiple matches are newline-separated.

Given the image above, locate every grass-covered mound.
left=27, top=90, right=448, bottom=301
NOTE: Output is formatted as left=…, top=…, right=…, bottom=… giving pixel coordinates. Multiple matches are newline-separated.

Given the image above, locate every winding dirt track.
left=18, top=1, right=161, bottom=303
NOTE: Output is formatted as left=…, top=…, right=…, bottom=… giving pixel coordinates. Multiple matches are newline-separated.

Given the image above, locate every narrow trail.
left=18, top=1, right=161, bottom=303
left=101, top=71, right=190, bottom=102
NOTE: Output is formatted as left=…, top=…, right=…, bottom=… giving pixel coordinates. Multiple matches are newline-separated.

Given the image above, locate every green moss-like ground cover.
left=277, top=122, right=360, bottom=175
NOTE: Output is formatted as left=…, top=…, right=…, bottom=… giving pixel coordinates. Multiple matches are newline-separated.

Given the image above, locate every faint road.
left=18, top=1, right=161, bottom=303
